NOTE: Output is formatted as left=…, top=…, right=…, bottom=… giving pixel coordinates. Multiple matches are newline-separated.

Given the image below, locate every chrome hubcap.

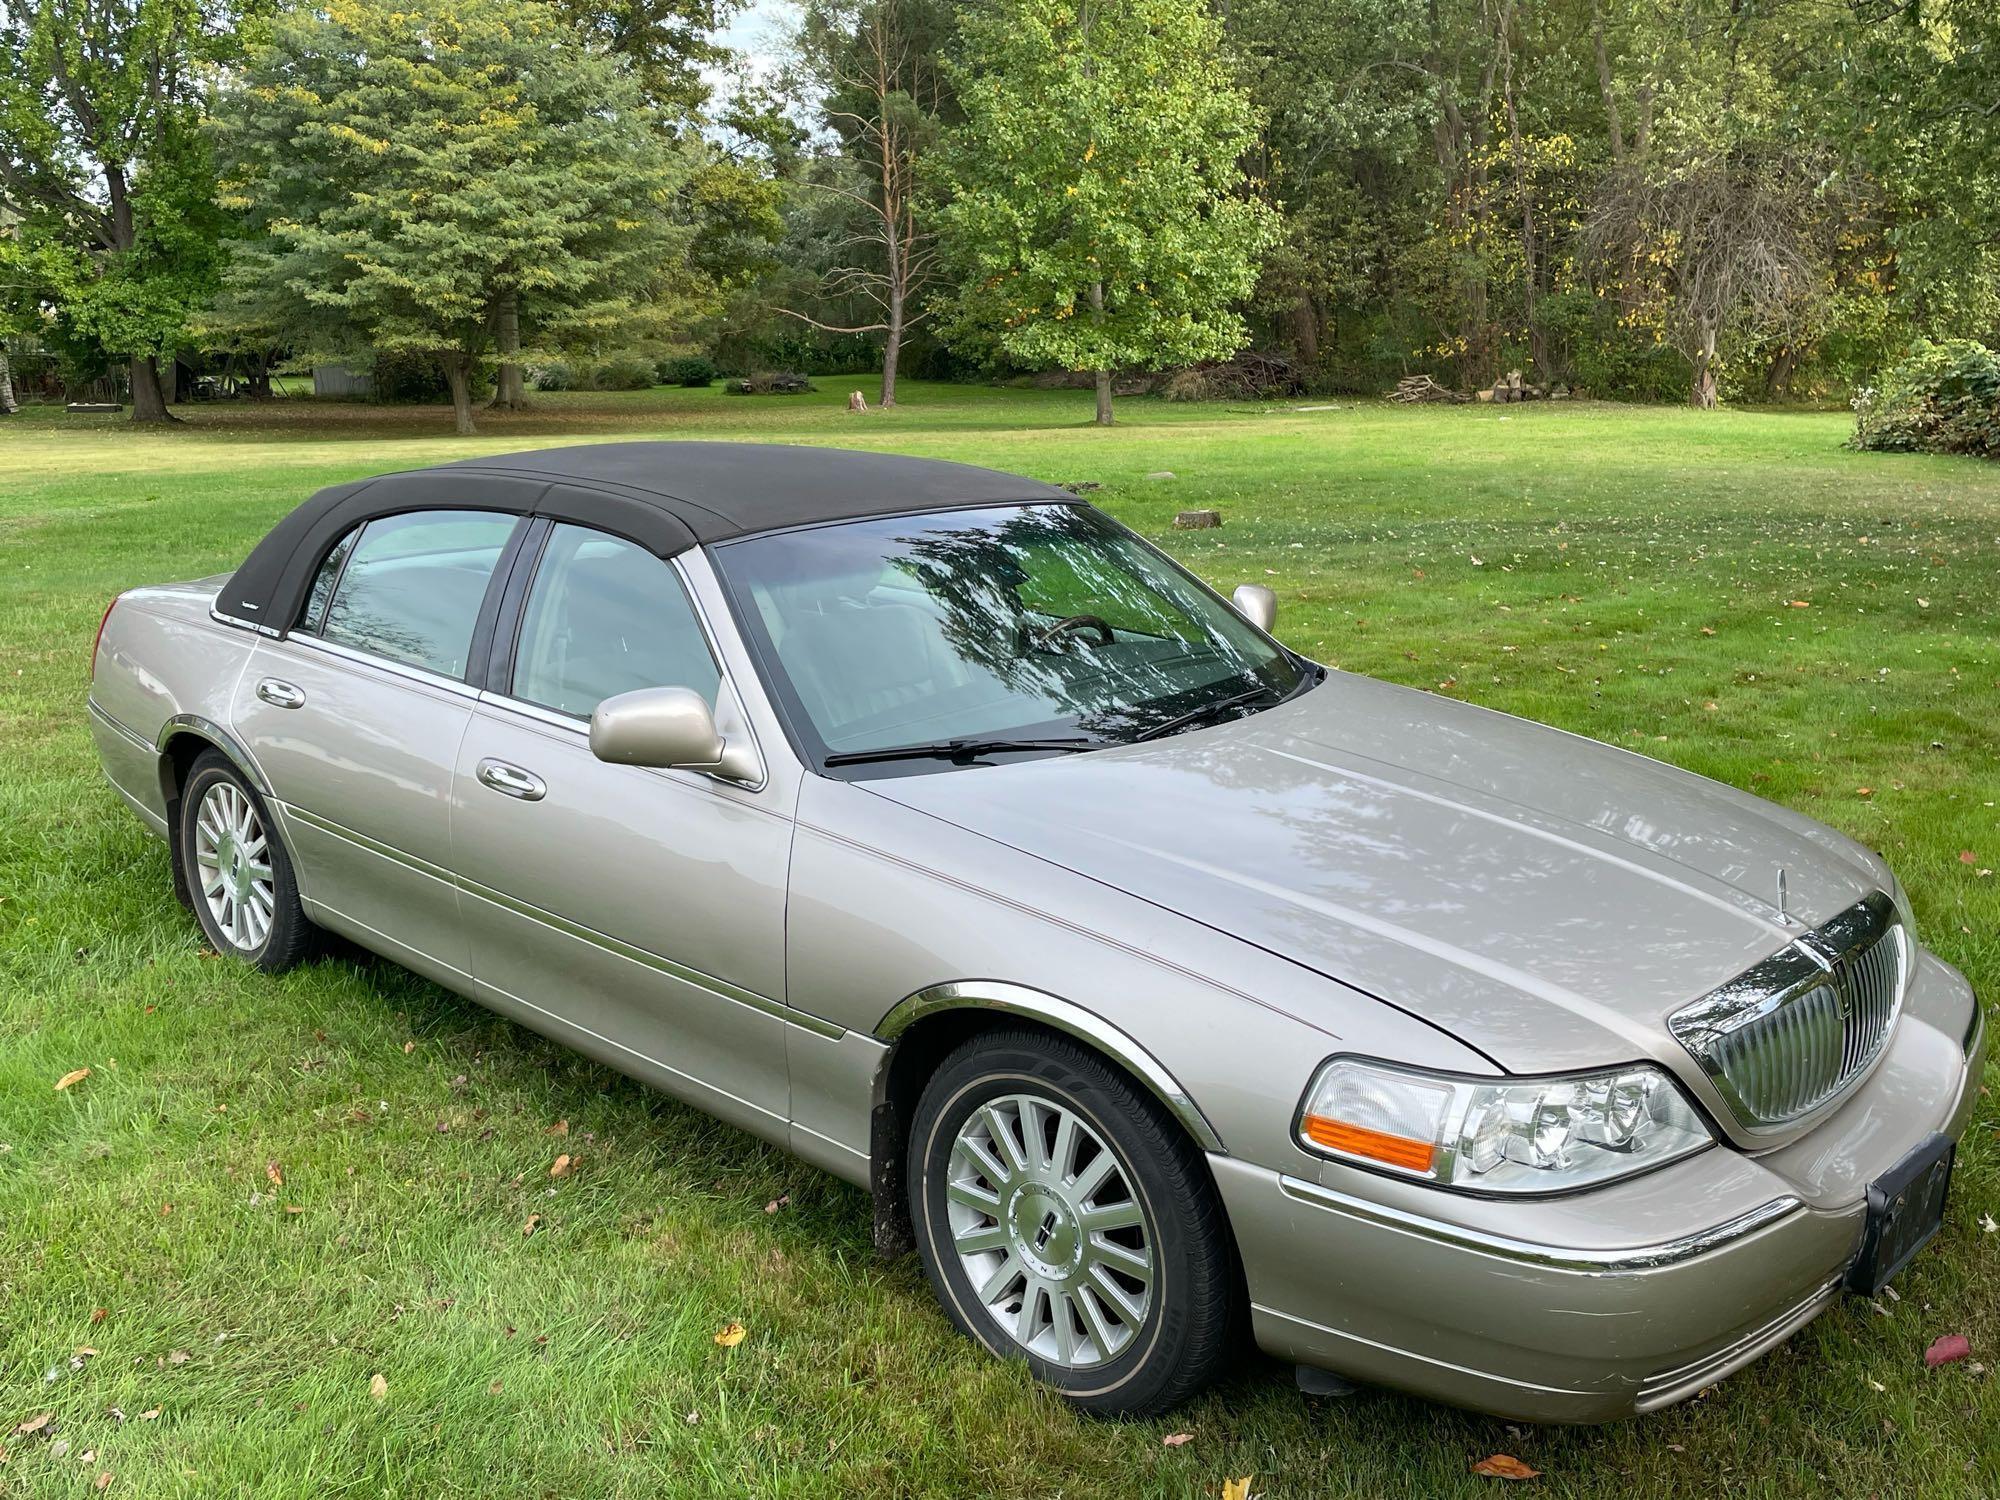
left=193, top=781, right=274, bottom=952
left=946, top=1092, right=1155, bottom=1369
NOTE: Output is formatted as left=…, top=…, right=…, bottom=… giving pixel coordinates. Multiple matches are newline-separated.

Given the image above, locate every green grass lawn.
left=2, top=382, right=1996, bottom=1497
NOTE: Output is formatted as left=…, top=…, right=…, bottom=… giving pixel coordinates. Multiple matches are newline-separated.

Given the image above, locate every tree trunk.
left=1690, top=325, right=1719, bottom=409
left=0, top=350, right=16, bottom=413
left=245, top=354, right=273, bottom=401
left=1088, top=280, right=1113, bottom=425
left=1292, top=294, right=1320, bottom=367
left=489, top=293, right=527, bottom=410
left=880, top=284, right=903, bottom=408
left=446, top=353, right=477, bottom=434
left=129, top=356, right=175, bottom=423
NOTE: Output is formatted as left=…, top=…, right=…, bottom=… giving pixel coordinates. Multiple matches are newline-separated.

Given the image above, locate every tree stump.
left=847, top=390, right=868, bottom=411
left=1173, top=509, right=1222, bottom=530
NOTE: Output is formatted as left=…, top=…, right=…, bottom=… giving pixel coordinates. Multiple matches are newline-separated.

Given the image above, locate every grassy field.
left=2, top=381, right=1996, bottom=1498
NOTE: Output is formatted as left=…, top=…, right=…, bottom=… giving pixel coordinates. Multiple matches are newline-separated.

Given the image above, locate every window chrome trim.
left=281, top=803, right=843, bottom=1040
left=209, top=604, right=284, bottom=639
left=1276, top=1174, right=1804, bottom=1274
left=875, top=980, right=1226, bottom=1153
left=283, top=631, right=483, bottom=700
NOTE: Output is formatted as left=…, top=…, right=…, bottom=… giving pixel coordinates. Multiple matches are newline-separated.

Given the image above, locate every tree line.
left=2, top=0, right=1995, bottom=430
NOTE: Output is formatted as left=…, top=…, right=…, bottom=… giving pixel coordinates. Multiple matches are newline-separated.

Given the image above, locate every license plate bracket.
left=1845, top=1132, right=1954, bottom=1296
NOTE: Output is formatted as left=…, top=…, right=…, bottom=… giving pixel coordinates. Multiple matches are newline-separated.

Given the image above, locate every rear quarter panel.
left=89, top=580, right=261, bottom=821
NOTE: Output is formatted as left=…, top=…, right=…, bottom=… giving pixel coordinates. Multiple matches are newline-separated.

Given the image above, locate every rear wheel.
left=908, top=1027, right=1236, bottom=1416
left=176, top=750, right=315, bottom=971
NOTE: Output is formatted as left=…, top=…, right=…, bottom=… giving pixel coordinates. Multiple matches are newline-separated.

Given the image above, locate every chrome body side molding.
left=282, top=802, right=845, bottom=1041
left=876, top=980, right=1226, bottom=1154
left=1277, top=1174, right=1804, bottom=1274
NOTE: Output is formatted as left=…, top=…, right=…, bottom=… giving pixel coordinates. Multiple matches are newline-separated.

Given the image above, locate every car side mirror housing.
left=589, top=685, right=762, bottom=784
left=1232, top=583, right=1278, bottom=634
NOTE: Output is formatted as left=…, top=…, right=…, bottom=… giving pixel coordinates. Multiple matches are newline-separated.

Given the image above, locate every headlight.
left=1296, top=1057, right=1712, bottom=1194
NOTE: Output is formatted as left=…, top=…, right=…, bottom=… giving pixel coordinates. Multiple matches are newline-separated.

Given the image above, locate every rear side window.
left=319, top=510, right=516, bottom=678
left=510, top=523, right=719, bottom=717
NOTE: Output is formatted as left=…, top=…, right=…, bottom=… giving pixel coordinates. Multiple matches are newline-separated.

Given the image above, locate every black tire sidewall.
left=909, top=1033, right=1230, bottom=1414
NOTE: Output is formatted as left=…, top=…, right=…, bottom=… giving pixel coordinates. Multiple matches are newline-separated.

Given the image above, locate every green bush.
left=1853, top=339, right=2000, bottom=458
left=658, top=355, right=716, bottom=387
left=529, top=361, right=576, bottom=392
left=590, top=355, right=656, bottom=392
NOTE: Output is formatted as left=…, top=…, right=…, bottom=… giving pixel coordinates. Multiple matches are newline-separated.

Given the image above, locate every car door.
left=449, top=521, right=794, bottom=1140
left=234, top=508, right=524, bottom=984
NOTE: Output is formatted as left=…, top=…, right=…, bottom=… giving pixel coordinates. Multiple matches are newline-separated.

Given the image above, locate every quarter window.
left=510, top=523, right=719, bottom=718
left=318, top=510, right=517, bottom=678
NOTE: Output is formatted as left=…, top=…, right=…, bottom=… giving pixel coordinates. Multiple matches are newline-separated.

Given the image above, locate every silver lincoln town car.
left=87, top=442, right=1984, bottom=1420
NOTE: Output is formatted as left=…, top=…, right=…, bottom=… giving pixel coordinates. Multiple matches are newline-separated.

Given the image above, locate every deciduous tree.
left=933, top=0, right=1273, bottom=424
left=216, top=0, right=695, bottom=433
left=0, top=0, right=240, bottom=420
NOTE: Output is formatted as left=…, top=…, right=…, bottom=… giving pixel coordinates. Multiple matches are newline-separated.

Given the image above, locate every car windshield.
left=714, top=502, right=1313, bottom=767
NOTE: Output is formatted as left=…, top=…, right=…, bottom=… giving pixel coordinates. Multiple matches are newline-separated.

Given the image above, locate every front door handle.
left=476, top=758, right=546, bottom=801
left=256, top=677, right=306, bottom=709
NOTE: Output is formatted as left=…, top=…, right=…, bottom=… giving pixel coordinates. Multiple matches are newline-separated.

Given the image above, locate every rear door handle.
left=476, top=758, right=546, bottom=801
left=256, top=677, right=306, bottom=709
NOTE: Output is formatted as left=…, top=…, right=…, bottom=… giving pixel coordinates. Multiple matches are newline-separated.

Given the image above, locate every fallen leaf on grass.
left=1221, top=1476, right=1254, bottom=1500
left=1787, top=600, right=1811, bottom=609
left=1855, top=787, right=1874, bottom=797
left=137, top=1409, right=160, bottom=1422
left=55, top=1068, right=91, bottom=1092
left=487, top=1381, right=503, bottom=1396
left=166, top=1350, right=189, bottom=1365
left=549, top=1154, right=573, bottom=1179
left=90, top=1308, right=108, bottom=1325
left=1960, top=851, right=1977, bottom=865
left=368, top=1373, right=387, bottom=1402
left=1162, top=1432, right=1194, bottom=1447
left=11, top=1415, right=52, bottom=1438
left=764, top=1194, right=790, bottom=1214
left=548, top=1119, right=569, bottom=1136
left=266, top=1162, right=284, bottom=1188
left=522, top=1213, right=543, bottom=1237
left=1925, top=1335, right=1971, bottom=1368
left=1980, top=1213, right=1997, bottom=1234
left=96, top=1473, right=114, bottom=1492
left=713, top=1321, right=747, bottom=1349
left=1471, top=1454, right=1540, bottom=1480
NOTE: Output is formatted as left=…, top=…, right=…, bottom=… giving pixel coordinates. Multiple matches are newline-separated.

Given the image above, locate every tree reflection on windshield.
left=717, top=502, right=1309, bottom=763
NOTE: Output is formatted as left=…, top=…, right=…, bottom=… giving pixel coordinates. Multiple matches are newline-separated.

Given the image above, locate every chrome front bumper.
left=1216, top=955, right=1985, bottom=1423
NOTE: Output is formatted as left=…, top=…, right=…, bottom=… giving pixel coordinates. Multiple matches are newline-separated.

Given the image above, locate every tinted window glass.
left=321, top=510, right=515, bottom=678
left=714, top=503, right=1306, bottom=761
left=299, top=529, right=356, bottom=634
left=511, top=524, right=719, bottom=717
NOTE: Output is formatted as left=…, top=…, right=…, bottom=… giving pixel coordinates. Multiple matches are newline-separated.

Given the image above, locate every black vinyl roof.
left=215, top=441, right=1077, bottom=634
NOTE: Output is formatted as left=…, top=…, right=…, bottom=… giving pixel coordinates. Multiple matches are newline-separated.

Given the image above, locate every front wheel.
left=176, top=749, right=315, bottom=971
left=908, top=1027, right=1237, bottom=1416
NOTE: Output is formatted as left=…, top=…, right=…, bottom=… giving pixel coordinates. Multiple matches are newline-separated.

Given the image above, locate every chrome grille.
left=1669, top=892, right=1906, bottom=1129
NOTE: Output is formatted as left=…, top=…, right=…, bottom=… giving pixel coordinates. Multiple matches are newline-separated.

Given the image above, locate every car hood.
left=860, top=672, right=1888, bottom=1072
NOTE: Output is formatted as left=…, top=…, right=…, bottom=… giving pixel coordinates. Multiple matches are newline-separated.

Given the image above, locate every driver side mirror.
left=1232, top=583, right=1278, bottom=634
left=589, top=686, right=763, bottom=784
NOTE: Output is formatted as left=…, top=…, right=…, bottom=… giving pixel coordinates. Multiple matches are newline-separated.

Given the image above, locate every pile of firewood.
left=1388, top=374, right=1469, bottom=404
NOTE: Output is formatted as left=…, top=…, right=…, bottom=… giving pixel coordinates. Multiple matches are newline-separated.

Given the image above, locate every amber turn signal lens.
left=1301, top=1115, right=1437, bottom=1173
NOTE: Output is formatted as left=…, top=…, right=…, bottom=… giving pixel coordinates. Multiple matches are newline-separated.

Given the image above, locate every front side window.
left=318, top=510, right=516, bottom=678
left=510, top=524, right=719, bottom=718
left=714, top=502, right=1311, bottom=768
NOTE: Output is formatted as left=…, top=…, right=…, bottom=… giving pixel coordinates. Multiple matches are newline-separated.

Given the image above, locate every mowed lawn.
left=2, top=382, right=1996, bottom=1498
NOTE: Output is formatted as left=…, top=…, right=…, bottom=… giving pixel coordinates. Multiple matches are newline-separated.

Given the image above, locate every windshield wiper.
left=1130, top=684, right=1282, bottom=743
left=823, top=736, right=1100, bottom=767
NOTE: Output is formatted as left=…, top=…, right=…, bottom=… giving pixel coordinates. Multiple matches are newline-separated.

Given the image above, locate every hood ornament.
left=1776, top=867, right=1796, bottom=927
